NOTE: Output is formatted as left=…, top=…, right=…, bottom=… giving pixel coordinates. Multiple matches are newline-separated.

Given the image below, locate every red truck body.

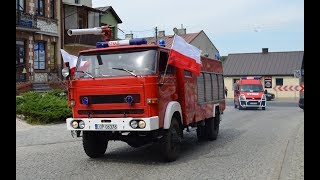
left=63, top=28, right=225, bottom=161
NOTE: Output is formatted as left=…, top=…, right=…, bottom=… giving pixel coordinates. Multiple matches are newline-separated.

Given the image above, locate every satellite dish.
left=173, top=27, right=178, bottom=34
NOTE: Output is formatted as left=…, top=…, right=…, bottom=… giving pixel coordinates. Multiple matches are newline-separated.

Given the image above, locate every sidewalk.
left=16, top=117, right=32, bottom=130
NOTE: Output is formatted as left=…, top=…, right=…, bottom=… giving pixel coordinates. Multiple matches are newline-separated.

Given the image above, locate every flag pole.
left=160, top=35, right=176, bottom=85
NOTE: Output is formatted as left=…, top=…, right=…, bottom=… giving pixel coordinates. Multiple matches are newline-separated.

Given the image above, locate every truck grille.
left=80, top=94, right=140, bottom=104
left=78, top=109, right=144, bottom=115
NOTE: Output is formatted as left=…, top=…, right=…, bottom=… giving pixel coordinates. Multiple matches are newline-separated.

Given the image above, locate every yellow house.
left=223, top=48, right=304, bottom=100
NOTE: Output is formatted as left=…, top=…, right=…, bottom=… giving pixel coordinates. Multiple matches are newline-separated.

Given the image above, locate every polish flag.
left=60, top=49, right=91, bottom=78
left=60, top=49, right=78, bottom=68
left=168, top=35, right=202, bottom=76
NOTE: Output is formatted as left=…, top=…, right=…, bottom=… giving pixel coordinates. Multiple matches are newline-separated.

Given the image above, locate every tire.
left=160, top=117, right=182, bottom=162
left=262, top=107, right=265, bottom=110
left=196, top=124, right=206, bottom=141
left=205, top=112, right=220, bottom=141
left=83, top=131, right=108, bottom=158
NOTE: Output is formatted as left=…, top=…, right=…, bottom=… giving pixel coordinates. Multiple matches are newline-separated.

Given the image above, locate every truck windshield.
left=75, top=49, right=157, bottom=78
left=240, top=84, right=263, bottom=92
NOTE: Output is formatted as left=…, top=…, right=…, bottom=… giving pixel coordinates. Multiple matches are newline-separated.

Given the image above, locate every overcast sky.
left=92, top=0, right=304, bottom=56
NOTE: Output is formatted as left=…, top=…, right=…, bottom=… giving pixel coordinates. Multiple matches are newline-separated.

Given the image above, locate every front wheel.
left=160, top=117, right=182, bottom=162
left=83, top=131, right=108, bottom=158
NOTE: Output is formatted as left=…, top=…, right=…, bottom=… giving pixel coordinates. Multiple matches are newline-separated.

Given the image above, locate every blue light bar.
left=129, top=38, right=147, bottom=45
left=96, top=42, right=108, bottom=48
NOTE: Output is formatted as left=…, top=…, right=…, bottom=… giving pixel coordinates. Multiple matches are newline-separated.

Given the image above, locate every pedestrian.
left=225, top=87, right=228, bottom=97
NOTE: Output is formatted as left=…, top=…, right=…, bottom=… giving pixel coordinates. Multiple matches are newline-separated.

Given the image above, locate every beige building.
left=223, top=48, right=304, bottom=99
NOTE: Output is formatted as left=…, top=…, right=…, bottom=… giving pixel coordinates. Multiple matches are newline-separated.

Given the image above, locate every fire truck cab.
left=233, top=76, right=266, bottom=110
left=62, top=26, right=226, bottom=162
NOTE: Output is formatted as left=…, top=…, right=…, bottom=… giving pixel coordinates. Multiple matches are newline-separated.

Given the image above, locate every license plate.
left=249, top=102, right=257, bottom=105
left=95, top=124, right=117, bottom=130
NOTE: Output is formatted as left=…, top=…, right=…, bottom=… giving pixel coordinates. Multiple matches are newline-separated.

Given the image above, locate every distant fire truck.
left=62, top=26, right=226, bottom=161
left=233, top=76, right=267, bottom=110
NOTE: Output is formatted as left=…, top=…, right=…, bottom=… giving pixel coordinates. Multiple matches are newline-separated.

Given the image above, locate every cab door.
left=158, top=51, right=177, bottom=128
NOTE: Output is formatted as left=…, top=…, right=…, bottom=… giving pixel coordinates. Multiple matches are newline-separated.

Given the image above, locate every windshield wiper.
left=112, top=67, right=137, bottom=77
left=76, top=70, right=95, bottom=79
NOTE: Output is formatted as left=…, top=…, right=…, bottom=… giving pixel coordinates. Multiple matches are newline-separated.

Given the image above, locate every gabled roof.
left=145, top=32, right=201, bottom=48
left=95, top=6, right=122, bottom=23
left=223, top=51, right=304, bottom=76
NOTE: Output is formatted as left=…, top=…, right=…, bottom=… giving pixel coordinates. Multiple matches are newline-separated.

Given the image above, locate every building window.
left=276, top=78, right=283, bottom=86
left=50, top=43, right=55, bottom=70
left=88, top=12, right=100, bottom=28
left=50, top=0, right=54, bottom=18
left=16, top=40, right=26, bottom=82
left=16, top=41, right=25, bottom=65
left=16, top=0, right=25, bottom=12
left=34, top=41, right=46, bottom=70
left=75, top=0, right=80, bottom=4
left=36, top=0, right=45, bottom=16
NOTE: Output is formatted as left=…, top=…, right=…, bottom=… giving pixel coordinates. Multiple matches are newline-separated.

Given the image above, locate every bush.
left=16, top=90, right=72, bottom=124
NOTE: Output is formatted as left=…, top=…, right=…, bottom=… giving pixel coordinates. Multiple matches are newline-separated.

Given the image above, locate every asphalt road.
left=16, top=104, right=304, bottom=180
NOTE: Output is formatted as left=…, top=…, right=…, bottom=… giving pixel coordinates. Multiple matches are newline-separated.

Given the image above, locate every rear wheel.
left=196, top=123, right=206, bottom=141
left=160, top=117, right=182, bottom=162
left=83, top=131, right=108, bottom=158
left=205, top=112, right=220, bottom=141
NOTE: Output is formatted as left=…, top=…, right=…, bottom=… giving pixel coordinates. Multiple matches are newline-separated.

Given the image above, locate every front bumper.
left=239, top=99, right=266, bottom=108
left=66, top=116, right=159, bottom=131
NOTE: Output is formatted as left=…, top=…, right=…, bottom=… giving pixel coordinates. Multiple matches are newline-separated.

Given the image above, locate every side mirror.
left=62, top=67, right=70, bottom=78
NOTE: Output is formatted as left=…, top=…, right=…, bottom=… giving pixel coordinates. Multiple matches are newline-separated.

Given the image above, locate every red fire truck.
left=62, top=26, right=226, bottom=161
left=233, top=77, right=267, bottom=110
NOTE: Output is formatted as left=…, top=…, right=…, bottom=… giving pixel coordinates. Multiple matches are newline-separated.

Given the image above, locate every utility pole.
left=155, top=26, right=158, bottom=44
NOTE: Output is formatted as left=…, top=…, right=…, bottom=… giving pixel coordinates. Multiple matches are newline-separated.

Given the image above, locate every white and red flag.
left=168, top=35, right=202, bottom=76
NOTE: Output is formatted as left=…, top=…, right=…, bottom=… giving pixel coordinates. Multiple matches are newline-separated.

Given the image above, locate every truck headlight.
left=78, top=121, right=85, bottom=129
left=240, top=94, right=246, bottom=100
left=130, top=120, right=138, bottom=129
left=138, top=120, right=146, bottom=128
left=71, top=121, right=78, bottom=128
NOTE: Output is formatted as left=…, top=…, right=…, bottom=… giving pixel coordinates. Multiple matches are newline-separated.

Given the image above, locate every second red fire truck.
left=62, top=26, right=226, bottom=161
left=233, top=77, right=267, bottom=110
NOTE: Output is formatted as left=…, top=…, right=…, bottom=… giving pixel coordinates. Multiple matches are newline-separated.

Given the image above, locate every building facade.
left=16, top=0, right=62, bottom=83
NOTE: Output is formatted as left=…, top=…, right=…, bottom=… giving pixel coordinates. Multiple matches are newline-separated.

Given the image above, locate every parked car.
left=265, top=92, right=275, bottom=101
left=299, top=96, right=304, bottom=110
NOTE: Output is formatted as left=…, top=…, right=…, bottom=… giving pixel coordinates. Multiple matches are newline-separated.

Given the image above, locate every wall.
left=64, top=5, right=78, bottom=29
left=224, top=76, right=301, bottom=99
left=100, top=11, right=119, bottom=39
left=190, top=31, right=219, bottom=59
left=63, top=0, right=92, bottom=7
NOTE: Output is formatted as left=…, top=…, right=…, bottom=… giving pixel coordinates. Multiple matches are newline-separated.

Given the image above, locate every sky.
left=92, top=0, right=304, bottom=56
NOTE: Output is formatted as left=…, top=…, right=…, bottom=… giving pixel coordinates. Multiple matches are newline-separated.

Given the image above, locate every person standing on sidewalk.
left=225, top=87, right=228, bottom=98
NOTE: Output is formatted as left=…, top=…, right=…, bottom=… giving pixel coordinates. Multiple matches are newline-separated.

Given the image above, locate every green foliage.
left=16, top=90, right=72, bottom=124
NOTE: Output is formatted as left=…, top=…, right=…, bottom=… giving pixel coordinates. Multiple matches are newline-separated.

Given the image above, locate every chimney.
left=262, top=48, right=268, bottom=54
left=125, top=33, right=133, bottom=39
left=174, top=24, right=186, bottom=35
left=158, top=30, right=165, bottom=38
